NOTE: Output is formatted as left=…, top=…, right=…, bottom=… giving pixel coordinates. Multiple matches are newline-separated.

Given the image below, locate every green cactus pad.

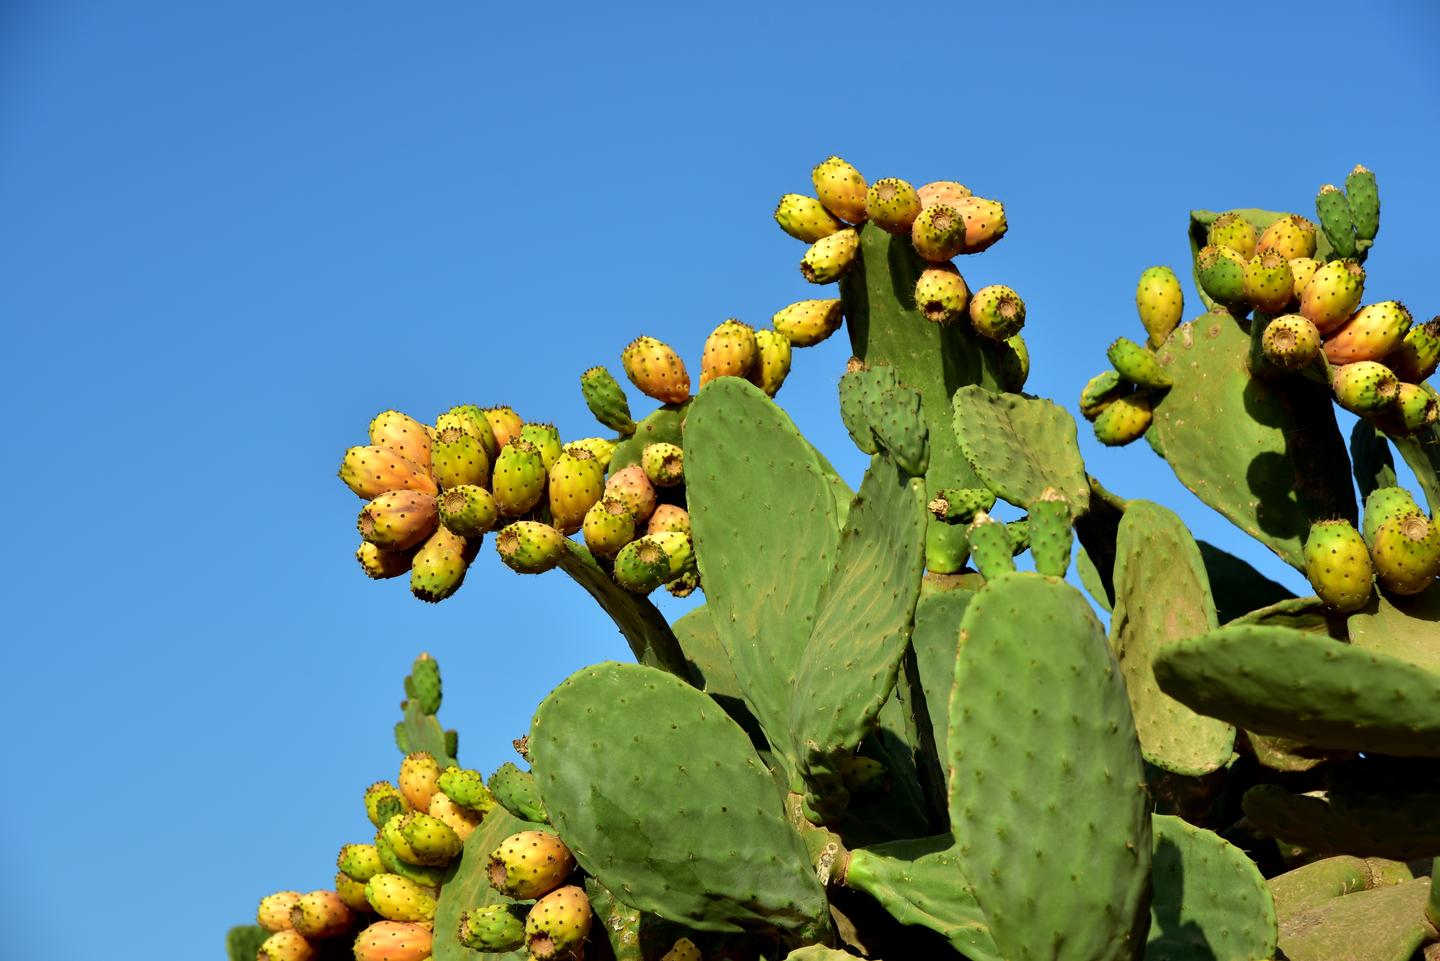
left=608, top=404, right=686, bottom=475
left=1109, top=501, right=1234, bottom=776
left=1195, top=541, right=1294, bottom=623
left=1277, top=877, right=1434, bottom=961
left=226, top=926, right=268, bottom=961
left=783, top=947, right=865, bottom=961
left=1347, top=582, right=1440, bottom=673
left=1345, top=165, right=1380, bottom=243
left=868, top=385, right=928, bottom=476
left=1351, top=418, right=1398, bottom=501
left=1153, top=624, right=1440, bottom=756
left=487, top=762, right=548, bottom=824
left=838, top=365, right=898, bottom=456
left=394, top=672, right=457, bottom=768
left=687, top=377, right=840, bottom=772
left=1148, top=315, right=1355, bottom=569
left=1231, top=595, right=1348, bottom=639
left=1390, top=422, right=1440, bottom=517
left=948, top=573, right=1151, bottom=961
left=1145, top=814, right=1277, bottom=961
left=531, top=661, right=829, bottom=939
left=583, top=878, right=642, bottom=961
left=910, top=590, right=975, bottom=770
left=1268, top=855, right=1411, bottom=924
left=432, top=808, right=545, bottom=961
left=951, top=386, right=1090, bottom=514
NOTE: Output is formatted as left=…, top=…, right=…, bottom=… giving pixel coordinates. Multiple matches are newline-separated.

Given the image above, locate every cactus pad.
left=1277, top=878, right=1435, bottom=961
left=432, top=808, right=544, bottom=961
left=1347, top=582, right=1440, bottom=673
left=951, top=386, right=1090, bottom=514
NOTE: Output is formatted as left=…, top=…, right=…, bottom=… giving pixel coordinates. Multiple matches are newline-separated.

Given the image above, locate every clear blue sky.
left=2, top=2, right=1437, bottom=958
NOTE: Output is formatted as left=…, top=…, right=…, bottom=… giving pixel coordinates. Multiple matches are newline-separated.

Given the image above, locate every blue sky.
left=2, top=2, right=1438, bottom=958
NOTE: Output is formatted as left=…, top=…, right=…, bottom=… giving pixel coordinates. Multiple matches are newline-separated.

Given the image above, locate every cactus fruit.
left=488, top=830, right=576, bottom=900
left=579, top=367, right=636, bottom=436
left=648, top=530, right=695, bottom=576
left=966, top=512, right=1016, bottom=578
left=437, top=765, right=495, bottom=813
left=358, top=491, right=439, bottom=552
left=641, top=442, right=684, bottom=487
left=1195, top=244, right=1249, bottom=312
left=812, top=156, right=868, bottom=223
left=773, top=298, right=843, bottom=347
left=338, top=844, right=384, bottom=883
left=909, top=203, right=967, bottom=262
left=290, top=890, right=353, bottom=939
left=1385, top=316, right=1440, bottom=383
left=489, top=762, right=549, bottom=823
left=258, top=930, right=314, bottom=961
left=1207, top=212, right=1258, bottom=260
left=951, top=195, right=1008, bottom=253
left=483, top=406, right=524, bottom=450
left=519, top=423, right=563, bottom=472
left=613, top=535, right=674, bottom=593
left=568, top=436, right=617, bottom=469
left=369, top=410, right=433, bottom=472
left=666, top=568, right=700, bottom=597
left=582, top=495, right=636, bottom=557
left=621, top=336, right=691, bottom=404
left=747, top=328, right=792, bottom=396
left=1107, top=336, right=1172, bottom=389
left=1300, top=259, right=1366, bottom=334
left=1079, top=370, right=1129, bottom=421
left=646, top=504, right=691, bottom=537
left=548, top=447, right=605, bottom=535
left=458, top=904, right=528, bottom=953
left=1260, top=315, right=1322, bottom=370
left=398, top=752, right=441, bottom=812
left=1323, top=301, right=1412, bottom=365
left=1135, top=266, right=1184, bottom=346
left=1243, top=250, right=1295, bottom=314
left=436, top=405, right=499, bottom=459
left=1346, top=164, right=1380, bottom=242
left=1256, top=213, right=1319, bottom=260
left=1376, top=382, right=1439, bottom=435
left=525, top=884, right=593, bottom=961
left=356, top=541, right=414, bottom=580
left=661, top=937, right=703, bottom=961
left=340, top=446, right=439, bottom=500
left=1369, top=511, right=1440, bottom=595
left=605, top=464, right=657, bottom=523
left=438, top=484, right=498, bottom=538
left=917, top=179, right=972, bottom=208
left=864, top=178, right=922, bottom=234
left=913, top=265, right=969, bottom=324
left=258, top=891, right=302, bottom=932
left=775, top=193, right=844, bottom=242
left=1363, top=487, right=1422, bottom=545
left=999, top=333, right=1030, bottom=392
left=364, top=782, right=408, bottom=828
left=409, top=526, right=470, bottom=603
left=1333, top=361, right=1399, bottom=414
left=363, top=873, right=437, bottom=923
left=1093, top=390, right=1153, bottom=446
left=1288, top=256, right=1321, bottom=298
left=496, top=521, right=567, bottom=575
left=801, top=228, right=860, bottom=283
left=928, top=486, right=997, bottom=524
left=352, top=920, right=432, bottom=961
left=1315, top=183, right=1358, bottom=259
left=491, top=440, right=548, bottom=517
left=968, top=284, right=1025, bottom=340
left=1303, top=520, right=1374, bottom=612
left=429, top=428, right=490, bottom=490
left=334, top=872, right=370, bottom=913
left=700, top=319, right=759, bottom=386
left=396, top=811, right=462, bottom=864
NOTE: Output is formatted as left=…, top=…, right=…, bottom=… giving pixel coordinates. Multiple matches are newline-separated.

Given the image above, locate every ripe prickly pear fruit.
left=613, top=536, right=673, bottom=594
left=801, top=228, right=860, bottom=283
left=700, top=319, right=759, bottom=386
left=1256, top=214, right=1318, bottom=260
left=647, top=504, right=691, bottom=537
left=928, top=487, right=997, bottom=524
left=338, top=843, right=385, bottom=883
left=1333, top=361, right=1399, bottom=414
left=579, top=367, right=636, bottom=436
left=1207, top=212, right=1258, bottom=260
left=430, top=427, right=491, bottom=490
left=642, top=442, right=684, bottom=488
left=1315, top=183, right=1358, bottom=259
left=428, top=784, right=486, bottom=840
left=364, top=782, right=409, bottom=828
left=340, top=446, right=439, bottom=500
left=1107, top=336, right=1172, bottom=389
left=1135, top=266, right=1184, bottom=346
left=1288, top=257, right=1321, bottom=299
left=773, top=299, right=843, bottom=346
left=914, top=264, right=969, bottom=324
left=258, top=930, right=314, bottom=961
left=519, top=423, right=563, bottom=472
left=605, top=465, right=657, bottom=523
left=356, top=541, right=415, bottom=580
left=1079, top=370, right=1130, bottom=421
left=1304, top=520, right=1374, bottom=612
left=258, top=891, right=302, bottom=932
left=621, top=336, right=691, bottom=404
left=1093, top=391, right=1153, bottom=446
left=410, top=526, right=471, bottom=603
left=945, top=195, right=1005, bottom=254
left=648, top=530, right=695, bottom=576
left=496, top=521, right=567, bottom=574
left=492, top=440, right=548, bottom=517
left=1195, top=244, right=1248, bottom=312
left=583, top=495, right=636, bottom=558
left=1375, top=382, right=1439, bottom=436
left=812, top=156, right=868, bottom=223
left=1260, top=315, right=1322, bottom=370
left=488, top=831, right=576, bottom=900
left=967, top=512, right=1016, bottom=579
left=458, top=904, right=528, bottom=953
left=1243, top=250, right=1295, bottom=314
left=999, top=333, right=1029, bottom=392
left=1028, top=487, right=1073, bottom=578
left=910, top=203, right=967, bottom=262
left=334, top=872, right=369, bottom=913
left=838, top=754, right=889, bottom=799
left=352, top=920, right=432, bottom=961
left=968, top=284, right=1025, bottom=340
left=1300, top=259, right=1366, bottom=334
left=291, top=890, right=353, bottom=939
left=1369, top=511, right=1440, bottom=595
left=438, top=766, right=495, bottom=814
left=1323, top=301, right=1412, bottom=365
left=747, top=328, right=792, bottom=397
left=439, top=485, right=498, bottom=539
left=1363, top=487, right=1421, bottom=545
left=483, top=407, right=524, bottom=450
left=1385, top=317, right=1440, bottom=383
left=865, top=178, right=922, bottom=234
left=666, top=568, right=701, bottom=598
left=364, top=873, right=437, bottom=923
left=369, top=410, right=433, bottom=473
left=359, top=491, right=439, bottom=552
left=917, top=180, right=971, bottom=208
left=1346, top=164, right=1379, bottom=242
left=397, top=811, right=462, bottom=865
left=435, top=405, right=499, bottom=461
left=661, top=937, right=703, bottom=961
left=525, top=884, right=593, bottom=961
left=398, top=752, right=441, bottom=812
left=548, top=447, right=605, bottom=535
left=774, top=193, right=843, bottom=242
left=568, top=437, right=617, bottom=470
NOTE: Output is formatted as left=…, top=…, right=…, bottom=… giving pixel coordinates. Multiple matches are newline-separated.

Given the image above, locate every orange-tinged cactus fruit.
left=290, top=890, right=353, bottom=939
left=488, top=830, right=576, bottom=900
left=1300, top=259, right=1366, bottom=335
left=604, top=465, right=656, bottom=523
left=812, top=155, right=868, bottom=223
left=746, top=328, right=792, bottom=396
left=917, top=180, right=971, bottom=208
left=369, top=410, right=432, bottom=473
left=773, top=299, right=843, bottom=347
left=700, top=319, right=758, bottom=386
left=352, top=920, right=432, bottom=961
left=622, top=336, right=691, bottom=404
left=358, top=491, right=439, bottom=552
left=482, top=406, right=524, bottom=449
left=340, top=446, right=438, bottom=499
left=1323, top=301, right=1412, bottom=365
left=258, top=930, right=314, bottom=961
left=398, top=752, right=441, bottom=812
left=258, top=891, right=301, bottom=932
left=428, top=790, right=483, bottom=841
left=951, top=195, right=1007, bottom=253
left=1256, top=214, right=1318, bottom=260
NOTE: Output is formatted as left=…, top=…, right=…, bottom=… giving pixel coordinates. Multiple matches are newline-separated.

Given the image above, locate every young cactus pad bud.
left=291, top=890, right=353, bottom=939
left=910, top=203, right=967, bottom=262
left=812, top=156, right=868, bottom=223
left=1093, top=391, right=1153, bottom=446
left=398, top=753, right=441, bottom=812
left=774, top=193, right=843, bottom=242
left=1369, top=511, right=1440, bottom=595
left=1346, top=164, right=1380, bottom=242
left=700, top=318, right=759, bottom=386
left=773, top=299, right=843, bottom=347
left=952, top=195, right=1007, bottom=253
left=928, top=487, right=997, bottom=524
left=491, top=440, right=547, bottom=517
left=1028, top=487, right=1073, bottom=578
left=430, top=427, right=490, bottom=490
left=352, top=921, right=432, bottom=961
left=747, top=328, right=792, bottom=397
left=438, top=485, right=498, bottom=539
left=613, top=536, right=673, bottom=594
left=547, top=447, right=605, bottom=535
left=605, top=465, right=657, bottom=523
left=364, top=782, right=408, bottom=828
left=1315, top=183, right=1358, bottom=259
left=409, top=526, right=470, bottom=604
left=369, top=410, right=433, bottom=472
left=1260, top=315, right=1322, bottom=370
left=579, top=367, right=636, bottom=436
left=408, top=652, right=442, bottom=714
left=340, top=446, right=438, bottom=500
left=1300, top=260, right=1367, bottom=334
left=917, top=180, right=972, bottom=208
left=1107, top=336, right=1172, bottom=389
left=518, top=422, right=563, bottom=472
left=397, top=812, right=462, bottom=865
left=358, top=491, right=439, bottom=552
left=496, top=521, right=567, bottom=575
left=966, top=511, right=1016, bottom=579
left=338, top=844, right=385, bottom=883
left=458, top=904, right=528, bottom=953
left=356, top=541, right=414, bottom=580
left=1195, top=245, right=1248, bottom=312
left=583, top=495, right=636, bottom=558
left=1303, top=519, right=1374, bottom=613
left=258, top=891, right=302, bottom=932
left=1243, top=250, right=1295, bottom=314
left=1135, top=266, right=1184, bottom=346
left=258, top=930, right=314, bottom=961
left=1385, top=317, right=1440, bottom=383
left=1323, top=301, right=1412, bottom=365
left=621, top=336, right=691, bottom=404
left=865, top=177, right=922, bottom=234
left=1256, top=214, right=1318, bottom=260
left=1207, top=212, right=1258, bottom=260
left=363, top=873, right=437, bottom=923
left=914, top=264, right=969, bottom=324
left=800, top=227, right=860, bottom=283
left=525, top=885, right=593, bottom=961
left=438, top=766, right=495, bottom=814
left=488, top=830, right=576, bottom=900
left=482, top=406, right=524, bottom=450
left=1333, top=361, right=1399, bottom=414
left=968, top=285, right=1025, bottom=340
left=641, top=442, right=684, bottom=488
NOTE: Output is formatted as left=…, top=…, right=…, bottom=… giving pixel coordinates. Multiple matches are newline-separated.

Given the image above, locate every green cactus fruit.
left=408, top=653, right=441, bottom=714
left=257, top=930, right=313, bottom=961
left=1079, top=370, right=1129, bottom=421
left=1300, top=259, right=1366, bottom=334
left=800, top=228, right=860, bottom=283
left=640, top=441, right=684, bottom=488
left=1260, top=314, right=1322, bottom=370
left=1207, top=211, right=1258, bottom=260
left=966, top=511, right=1016, bottom=579
left=910, top=203, right=967, bottom=262
left=812, top=156, right=868, bottom=223
left=1369, top=511, right=1440, bottom=595
left=488, top=830, right=576, bottom=900
left=398, top=752, right=441, bottom=812
left=435, top=404, right=499, bottom=461
left=396, top=812, right=461, bottom=865
left=699, top=318, right=758, bottom=386
left=665, top=567, right=700, bottom=598
left=1363, top=487, right=1421, bottom=545
left=1093, top=391, right=1153, bottom=446
left=747, top=328, right=792, bottom=397
left=290, top=890, right=353, bottom=939
left=646, top=503, right=690, bottom=537
left=488, top=762, right=549, bottom=823
left=864, top=177, right=922, bottom=234
left=457, top=904, right=527, bottom=953
left=968, top=284, right=1025, bottom=340
left=1345, top=164, right=1380, bottom=242
left=491, top=439, right=547, bottom=517
left=568, top=436, right=617, bottom=469
left=517, top=422, right=561, bottom=472
left=1195, top=244, right=1249, bottom=312
left=928, top=486, right=997, bottom=524
left=438, top=484, right=498, bottom=539
left=547, top=447, right=604, bottom=535
left=364, top=782, right=408, bottom=828
left=1135, top=265, right=1184, bottom=347
left=338, top=844, right=385, bottom=883
left=258, top=891, right=301, bottom=932
left=496, top=521, right=566, bottom=575
left=1243, top=250, right=1296, bottom=314
left=1289, top=256, right=1321, bottom=299
left=1385, top=316, right=1440, bottom=383
left=612, top=535, right=673, bottom=593
left=1375, top=381, right=1439, bottom=435
left=334, top=871, right=369, bottom=913
left=525, top=884, right=592, bottom=961
left=1323, top=301, right=1411, bottom=364
left=582, top=495, right=635, bottom=558
left=952, top=194, right=1008, bottom=253
left=579, top=366, right=636, bottom=436
left=774, top=193, right=843, bottom=243
left=1333, top=361, right=1399, bottom=414
left=1028, top=488, right=1073, bottom=577
left=913, top=264, right=969, bottom=324
left=355, top=541, right=414, bottom=580
left=363, top=874, right=437, bottom=923
left=340, top=445, right=438, bottom=500
left=380, top=813, right=423, bottom=865
left=483, top=406, right=524, bottom=449
left=648, top=530, right=694, bottom=575
left=1256, top=213, right=1319, bottom=260
left=437, top=766, right=495, bottom=814
left=409, top=525, right=470, bottom=603
left=917, top=179, right=972, bottom=208
left=369, top=410, right=433, bottom=473
left=1303, top=520, right=1374, bottom=613
left=660, top=937, right=703, bottom=961
left=837, top=755, right=890, bottom=799
left=621, top=335, right=691, bottom=404
left=999, top=333, right=1029, bottom=392
left=772, top=298, right=843, bottom=346
left=1315, top=183, right=1358, bottom=259
left=1107, top=336, right=1172, bottom=389
left=351, top=920, right=432, bottom=961
left=358, top=490, right=439, bottom=552
left=604, top=464, right=657, bottom=522
left=373, top=834, right=447, bottom=887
